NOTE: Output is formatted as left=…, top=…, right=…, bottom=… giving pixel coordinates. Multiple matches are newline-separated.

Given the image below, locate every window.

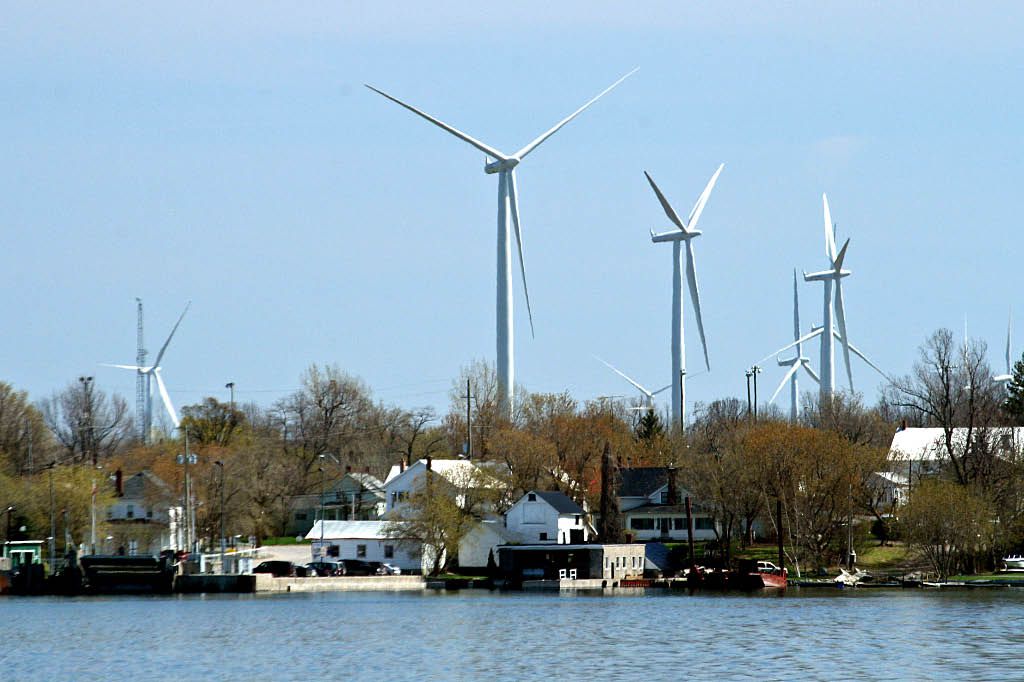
left=630, top=518, right=654, bottom=530
left=528, top=493, right=537, bottom=501
left=695, top=518, right=715, bottom=531
left=574, top=515, right=581, bottom=525
left=295, top=512, right=307, bottom=521
left=356, top=544, right=367, bottom=558
left=539, top=532, right=548, bottom=541
left=327, top=545, right=340, bottom=557
left=146, top=509, right=153, bottom=519
left=126, top=504, right=134, bottom=519
left=660, top=491, right=668, bottom=504
left=673, top=518, right=685, bottom=530
left=384, top=545, right=394, bottom=559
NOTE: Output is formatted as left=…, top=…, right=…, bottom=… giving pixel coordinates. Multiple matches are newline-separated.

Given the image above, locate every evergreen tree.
left=1003, top=354, right=1024, bottom=425
left=635, top=409, right=664, bottom=442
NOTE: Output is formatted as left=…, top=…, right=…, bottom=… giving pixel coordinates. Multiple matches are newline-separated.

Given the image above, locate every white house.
left=306, top=520, right=423, bottom=573
left=105, top=470, right=182, bottom=556
left=285, top=471, right=386, bottom=536
left=617, top=467, right=717, bottom=542
left=504, top=490, right=591, bottom=545
left=888, top=426, right=1024, bottom=481
left=383, top=458, right=508, bottom=515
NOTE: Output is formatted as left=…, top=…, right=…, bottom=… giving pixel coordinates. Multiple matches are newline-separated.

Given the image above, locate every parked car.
left=306, top=561, right=343, bottom=577
left=337, top=559, right=375, bottom=576
left=252, top=560, right=296, bottom=577
left=370, top=562, right=402, bottom=575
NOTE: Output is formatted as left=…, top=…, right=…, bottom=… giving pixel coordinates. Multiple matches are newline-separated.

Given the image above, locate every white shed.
left=305, top=520, right=423, bottom=573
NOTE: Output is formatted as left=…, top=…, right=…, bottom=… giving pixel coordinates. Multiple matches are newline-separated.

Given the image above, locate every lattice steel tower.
left=135, top=298, right=148, bottom=443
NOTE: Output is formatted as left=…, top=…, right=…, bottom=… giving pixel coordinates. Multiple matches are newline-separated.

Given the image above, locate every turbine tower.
left=366, top=69, right=637, bottom=419
left=644, top=165, right=723, bottom=428
left=135, top=298, right=147, bottom=442
left=757, top=270, right=820, bottom=422
left=995, top=311, right=1014, bottom=385
left=595, top=357, right=671, bottom=412
left=106, top=302, right=190, bottom=441
left=803, top=194, right=853, bottom=401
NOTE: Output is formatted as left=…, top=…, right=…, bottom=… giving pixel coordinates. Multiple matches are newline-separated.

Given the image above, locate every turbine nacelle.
left=803, top=268, right=851, bottom=282
left=650, top=228, right=700, bottom=243
left=484, top=157, right=519, bottom=174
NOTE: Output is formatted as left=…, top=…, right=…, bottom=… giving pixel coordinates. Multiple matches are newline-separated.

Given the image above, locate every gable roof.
left=617, top=467, right=671, bottom=498
left=529, top=491, right=583, bottom=515
left=889, top=427, right=1024, bottom=462
left=385, top=459, right=508, bottom=490
left=121, top=470, right=174, bottom=501
left=306, top=520, right=397, bottom=540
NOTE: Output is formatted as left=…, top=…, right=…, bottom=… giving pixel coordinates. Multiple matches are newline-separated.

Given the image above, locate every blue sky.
left=2, top=2, right=1023, bottom=419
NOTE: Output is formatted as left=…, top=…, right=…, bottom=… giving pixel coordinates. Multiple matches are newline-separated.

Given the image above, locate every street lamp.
left=214, top=460, right=226, bottom=573
left=225, top=382, right=235, bottom=410
left=751, top=365, right=762, bottom=422
left=318, top=465, right=326, bottom=559
left=4, top=505, right=14, bottom=543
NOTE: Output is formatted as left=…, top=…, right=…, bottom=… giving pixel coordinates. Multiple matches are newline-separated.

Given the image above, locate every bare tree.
left=40, top=377, right=131, bottom=466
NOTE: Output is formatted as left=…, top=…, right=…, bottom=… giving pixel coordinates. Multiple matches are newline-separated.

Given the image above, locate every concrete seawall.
left=256, top=575, right=426, bottom=592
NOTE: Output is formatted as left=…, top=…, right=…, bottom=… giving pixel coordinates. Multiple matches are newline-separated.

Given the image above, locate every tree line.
left=3, top=327, right=1024, bottom=577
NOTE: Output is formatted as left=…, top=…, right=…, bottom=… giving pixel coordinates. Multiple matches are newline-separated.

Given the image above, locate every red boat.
left=751, top=560, right=788, bottom=590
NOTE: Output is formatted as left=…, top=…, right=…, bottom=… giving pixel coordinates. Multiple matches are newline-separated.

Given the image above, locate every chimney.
left=345, top=465, right=352, bottom=474
left=399, top=460, right=405, bottom=473
left=115, top=469, right=124, bottom=497
left=364, top=466, right=369, bottom=474
left=426, top=456, right=432, bottom=471
left=667, top=466, right=679, bottom=505
left=900, top=419, right=907, bottom=432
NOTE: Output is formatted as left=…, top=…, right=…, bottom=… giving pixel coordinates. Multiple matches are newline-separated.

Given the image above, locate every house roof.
left=617, top=467, right=672, bottom=497
left=385, top=459, right=508, bottom=490
left=888, top=427, right=1024, bottom=462
left=305, top=520, right=400, bottom=541
left=872, top=471, right=909, bottom=486
left=121, top=470, right=174, bottom=501
left=347, top=472, right=384, bottom=492
left=527, top=491, right=583, bottom=515
left=624, top=502, right=713, bottom=515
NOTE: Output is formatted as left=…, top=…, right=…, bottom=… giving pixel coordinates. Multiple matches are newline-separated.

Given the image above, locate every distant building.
left=887, top=426, right=1024, bottom=481
left=286, top=471, right=386, bottom=537
left=105, top=470, right=182, bottom=556
left=504, top=490, right=592, bottom=545
left=305, top=520, right=423, bottom=573
left=617, top=467, right=717, bottom=542
left=497, top=543, right=646, bottom=582
left=383, top=458, right=509, bottom=516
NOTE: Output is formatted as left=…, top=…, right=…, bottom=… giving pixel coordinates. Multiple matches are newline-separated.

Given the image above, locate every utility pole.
left=48, top=463, right=56, bottom=574
left=25, top=417, right=34, bottom=474
left=679, top=369, right=686, bottom=431
left=225, top=382, right=235, bottom=410
left=463, top=379, right=473, bottom=458
left=214, top=461, right=225, bottom=573
left=136, top=298, right=147, bottom=443
left=319, top=465, right=326, bottom=558
left=752, top=365, right=762, bottom=421
left=745, top=370, right=753, bottom=418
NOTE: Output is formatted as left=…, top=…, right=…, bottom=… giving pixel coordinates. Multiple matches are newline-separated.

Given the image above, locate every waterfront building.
left=286, top=470, right=386, bottom=537
left=105, top=470, right=182, bottom=556
left=504, top=490, right=592, bottom=545
left=305, top=520, right=424, bottom=573
left=617, top=467, right=718, bottom=542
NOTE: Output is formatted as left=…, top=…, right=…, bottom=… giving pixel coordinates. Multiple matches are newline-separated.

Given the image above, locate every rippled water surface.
left=3, top=588, right=1024, bottom=681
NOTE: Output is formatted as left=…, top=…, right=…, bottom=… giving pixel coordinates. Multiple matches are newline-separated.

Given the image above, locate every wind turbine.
left=645, top=164, right=723, bottom=428
left=594, top=356, right=671, bottom=412
left=366, top=69, right=637, bottom=419
left=803, top=193, right=855, bottom=401
left=756, top=270, right=820, bottom=422
left=995, top=311, right=1014, bottom=386
left=105, top=302, right=190, bottom=440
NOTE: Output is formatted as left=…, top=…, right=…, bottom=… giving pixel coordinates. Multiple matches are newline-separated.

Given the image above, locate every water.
left=3, top=588, right=1024, bottom=681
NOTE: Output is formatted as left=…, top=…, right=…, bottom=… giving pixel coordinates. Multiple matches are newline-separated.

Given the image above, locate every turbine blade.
left=154, top=369, right=180, bottom=428
left=841, top=338, right=890, bottom=382
left=643, top=172, right=684, bottom=230
left=364, top=84, right=509, bottom=161
left=513, top=67, right=638, bottom=161
left=802, top=361, right=821, bottom=384
left=755, top=328, right=824, bottom=366
left=685, top=241, right=710, bottom=371
left=102, top=363, right=142, bottom=371
left=1007, top=310, right=1013, bottom=374
left=507, top=170, right=534, bottom=338
left=153, top=301, right=190, bottom=368
left=834, top=282, right=854, bottom=390
left=685, top=163, right=724, bottom=232
left=833, top=238, right=851, bottom=271
left=594, top=356, right=650, bottom=396
left=652, top=384, right=674, bottom=395
left=823, top=193, right=837, bottom=263
left=770, top=363, right=801, bottom=404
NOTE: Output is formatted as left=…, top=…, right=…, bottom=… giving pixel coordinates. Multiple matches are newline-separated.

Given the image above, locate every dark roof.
left=617, top=467, right=671, bottom=497
left=530, top=491, right=583, bottom=515
left=625, top=502, right=712, bottom=515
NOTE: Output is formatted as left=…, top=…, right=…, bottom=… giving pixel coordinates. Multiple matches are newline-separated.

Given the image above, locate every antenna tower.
left=135, top=298, right=148, bottom=442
